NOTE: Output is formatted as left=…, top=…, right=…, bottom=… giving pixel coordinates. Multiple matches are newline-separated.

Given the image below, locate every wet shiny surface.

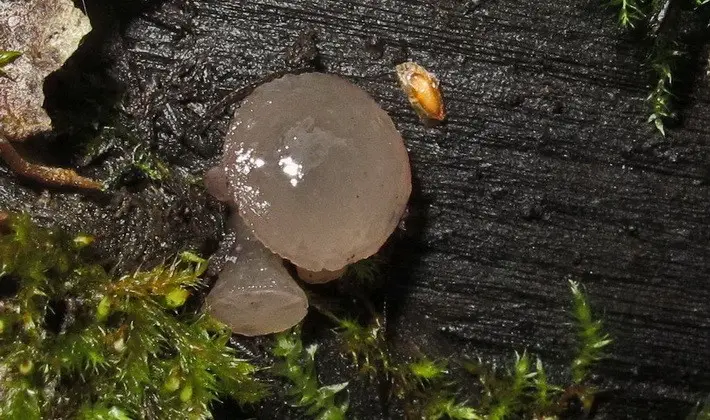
left=204, top=215, right=308, bottom=336
left=216, top=73, right=411, bottom=271
left=9, top=1, right=708, bottom=415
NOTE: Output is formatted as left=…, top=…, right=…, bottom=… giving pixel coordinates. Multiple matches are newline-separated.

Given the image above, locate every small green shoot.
left=131, top=144, right=171, bottom=181
left=410, top=358, right=448, bottom=381
left=272, top=328, right=349, bottom=420
left=0, top=50, right=22, bottom=66
left=487, top=351, right=536, bottom=420
left=569, top=280, right=612, bottom=383
left=335, top=316, right=391, bottom=379
left=76, top=405, right=132, bottom=420
left=0, top=50, right=21, bottom=77
left=423, top=394, right=482, bottom=420
left=646, top=40, right=682, bottom=136
left=532, top=358, right=562, bottom=414
left=607, top=0, right=646, bottom=28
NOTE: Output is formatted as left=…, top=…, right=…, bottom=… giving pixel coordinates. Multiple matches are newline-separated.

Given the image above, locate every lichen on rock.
left=0, top=0, right=92, bottom=140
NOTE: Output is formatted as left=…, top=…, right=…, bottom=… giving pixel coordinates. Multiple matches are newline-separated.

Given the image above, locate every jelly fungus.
left=207, top=72, right=411, bottom=281
left=204, top=216, right=309, bottom=336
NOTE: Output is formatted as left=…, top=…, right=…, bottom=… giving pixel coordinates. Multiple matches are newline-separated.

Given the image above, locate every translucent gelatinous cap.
left=204, top=216, right=308, bottom=336
left=219, top=73, right=411, bottom=272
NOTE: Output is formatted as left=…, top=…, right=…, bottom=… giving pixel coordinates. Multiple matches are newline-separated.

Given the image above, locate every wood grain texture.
left=1, top=0, right=708, bottom=418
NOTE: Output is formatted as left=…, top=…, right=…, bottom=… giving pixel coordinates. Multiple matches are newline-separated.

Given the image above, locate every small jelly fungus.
left=206, top=73, right=411, bottom=283
left=203, top=216, right=308, bottom=336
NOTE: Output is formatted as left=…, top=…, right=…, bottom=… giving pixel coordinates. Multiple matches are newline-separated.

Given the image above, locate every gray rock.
left=0, top=0, right=91, bottom=140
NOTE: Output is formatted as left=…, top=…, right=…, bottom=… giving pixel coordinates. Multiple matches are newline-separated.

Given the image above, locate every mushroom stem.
left=204, top=215, right=308, bottom=336
left=296, top=266, right=347, bottom=284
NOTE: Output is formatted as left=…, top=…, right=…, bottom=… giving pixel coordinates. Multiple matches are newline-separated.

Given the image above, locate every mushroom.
left=204, top=72, right=411, bottom=334
left=204, top=215, right=308, bottom=336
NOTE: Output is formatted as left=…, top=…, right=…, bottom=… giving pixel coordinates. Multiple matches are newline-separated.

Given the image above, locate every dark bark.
left=1, top=0, right=708, bottom=418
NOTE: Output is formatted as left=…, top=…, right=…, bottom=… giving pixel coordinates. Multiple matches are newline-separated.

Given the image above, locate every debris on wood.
left=0, top=136, right=102, bottom=190
left=395, top=61, right=446, bottom=123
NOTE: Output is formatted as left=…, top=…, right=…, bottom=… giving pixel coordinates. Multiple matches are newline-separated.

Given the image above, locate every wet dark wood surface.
left=1, top=0, right=709, bottom=418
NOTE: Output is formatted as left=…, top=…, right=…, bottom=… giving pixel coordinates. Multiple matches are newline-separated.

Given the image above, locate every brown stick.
left=0, top=137, right=102, bottom=190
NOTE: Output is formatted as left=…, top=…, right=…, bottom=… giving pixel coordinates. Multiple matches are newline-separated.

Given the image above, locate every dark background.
left=0, top=0, right=708, bottom=418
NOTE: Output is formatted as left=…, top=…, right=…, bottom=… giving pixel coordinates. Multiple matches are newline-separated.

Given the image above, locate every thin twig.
left=0, top=135, right=102, bottom=190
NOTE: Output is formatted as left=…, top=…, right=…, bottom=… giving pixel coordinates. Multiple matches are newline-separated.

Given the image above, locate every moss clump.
left=272, top=327, right=349, bottom=420
left=0, top=212, right=615, bottom=419
left=605, top=0, right=708, bottom=135
left=299, top=280, right=611, bottom=419
left=608, top=0, right=646, bottom=27
left=309, top=309, right=478, bottom=419
left=569, top=280, right=612, bottom=384
left=0, top=213, right=266, bottom=419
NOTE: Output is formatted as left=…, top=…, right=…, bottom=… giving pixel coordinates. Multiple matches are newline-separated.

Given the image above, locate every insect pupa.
left=395, top=61, right=446, bottom=122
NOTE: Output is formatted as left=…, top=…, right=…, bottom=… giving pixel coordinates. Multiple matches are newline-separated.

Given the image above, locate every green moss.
left=569, top=280, right=612, bottom=384
left=129, top=144, right=171, bottom=182
left=409, top=358, right=448, bottom=381
left=531, top=358, right=562, bottom=414
left=646, top=39, right=682, bottom=136
left=608, top=0, right=646, bottom=28
left=0, top=50, right=21, bottom=77
left=422, top=396, right=481, bottom=420
left=485, top=352, right=535, bottom=419
left=83, top=126, right=173, bottom=188
left=0, top=214, right=266, bottom=419
left=605, top=0, right=708, bottom=135
left=272, top=328, right=349, bottom=420
left=345, top=256, right=382, bottom=288
left=0, top=213, right=616, bottom=419
left=76, top=405, right=132, bottom=420
left=304, top=280, right=611, bottom=419
left=315, top=308, right=478, bottom=419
